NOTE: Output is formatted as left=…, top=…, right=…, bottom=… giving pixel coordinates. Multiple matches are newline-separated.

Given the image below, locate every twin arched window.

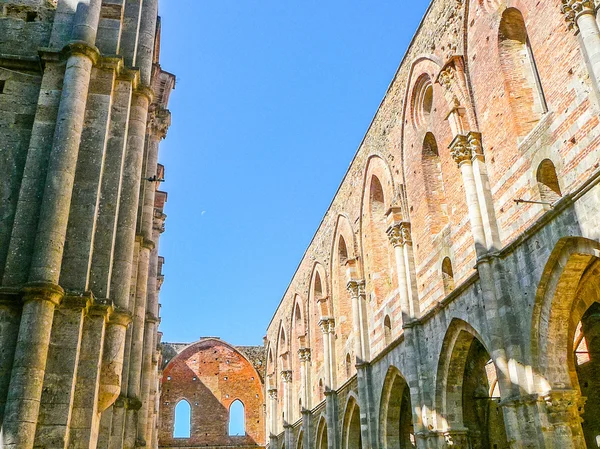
left=173, top=399, right=246, bottom=439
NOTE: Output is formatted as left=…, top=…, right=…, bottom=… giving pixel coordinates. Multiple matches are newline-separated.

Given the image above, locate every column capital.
left=386, top=221, right=412, bottom=247
left=450, top=131, right=483, bottom=166
left=298, top=347, right=312, bottom=362
left=147, top=107, right=172, bottom=140
left=267, top=388, right=278, bottom=400
left=543, top=389, right=585, bottom=424
left=281, top=370, right=292, bottom=383
left=346, top=279, right=365, bottom=298
left=318, top=317, right=335, bottom=334
left=561, top=0, right=596, bottom=31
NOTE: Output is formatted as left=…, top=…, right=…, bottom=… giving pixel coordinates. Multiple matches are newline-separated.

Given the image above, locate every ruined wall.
left=263, top=0, right=600, bottom=448
left=0, top=1, right=175, bottom=448
left=158, top=338, right=266, bottom=449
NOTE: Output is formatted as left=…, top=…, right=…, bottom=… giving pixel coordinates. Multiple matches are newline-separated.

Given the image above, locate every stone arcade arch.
left=342, top=396, right=362, bottom=449
left=316, top=416, right=328, bottom=449
left=532, top=237, right=600, bottom=448
left=435, top=319, right=508, bottom=448
left=379, top=367, right=415, bottom=449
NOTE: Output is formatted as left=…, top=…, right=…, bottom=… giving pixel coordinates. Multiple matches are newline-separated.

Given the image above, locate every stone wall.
left=264, top=0, right=600, bottom=448
left=158, top=338, right=266, bottom=449
left=0, top=1, right=174, bottom=448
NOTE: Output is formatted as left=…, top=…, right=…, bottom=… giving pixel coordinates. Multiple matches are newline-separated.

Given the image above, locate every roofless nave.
left=1, top=0, right=600, bottom=449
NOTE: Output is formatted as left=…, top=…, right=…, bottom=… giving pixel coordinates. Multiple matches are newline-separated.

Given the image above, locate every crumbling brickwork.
left=158, top=338, right=266, bottom=449
left=0, top=1, right=174, bottom=448
left=262, top=1, right=600, bottom=448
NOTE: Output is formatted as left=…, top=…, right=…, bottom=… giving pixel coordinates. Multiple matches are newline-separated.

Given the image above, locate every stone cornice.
left=22, top=282, right=64, bottom=306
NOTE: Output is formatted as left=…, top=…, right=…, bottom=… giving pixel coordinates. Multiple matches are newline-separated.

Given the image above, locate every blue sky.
left=157, top=0, right=431, bottom=346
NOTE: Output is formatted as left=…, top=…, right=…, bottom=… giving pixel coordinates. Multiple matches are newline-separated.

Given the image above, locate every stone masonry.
left=0, top=0, right=174, bottom=448
left=263, top=1, right=600, bottom=449
left=158, top=338, right=266, bottom=449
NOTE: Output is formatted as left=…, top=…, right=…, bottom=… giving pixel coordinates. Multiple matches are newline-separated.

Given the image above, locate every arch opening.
left=442, top=257, right=455, bottom=296
left=228, top=400, right=245, bottom=436
left=380, top=369, right=415, bottom=449
left=498, top=7, right=547, bottom=138
left=343, top=400, right=362, bottom=449
left=536, top=159, right=562, bottom=204
left=174, top=399, right=192, bottom=438
left=422, top=133, right=448, bottom=234
left=384, top=315, right=392, bottom=346
left=317, top=417, right=328, bottom=449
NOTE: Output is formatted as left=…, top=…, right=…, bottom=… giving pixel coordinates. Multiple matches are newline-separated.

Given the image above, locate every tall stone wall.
left=0, top=1, right=174, bottom=448
left=264, top=0, right=600, bottom=448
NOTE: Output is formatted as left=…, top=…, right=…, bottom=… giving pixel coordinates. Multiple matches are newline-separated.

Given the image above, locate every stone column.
left=449, top=133, right=487, bottom=257
left=347, top=280, right=365, bottom=361
left=268, top=388, right=279, bottom=447
left=561, top=0, right=600, bottom=97
left=282, top=370, right=293, bottom=448
left=386, top=222, right=413, bottom=322
left=107, top=86, right=152, bottom=449
left=319, top=318, right=335, bottom=390
left=324, top=389, right=339, bottom=449
left=68, top=304, right=109, bottom=448
left=1, top=284, right=63, bottom=448
left=298, top=348, right=312, bottom=410
left=538, top=390, right=586, bottom=449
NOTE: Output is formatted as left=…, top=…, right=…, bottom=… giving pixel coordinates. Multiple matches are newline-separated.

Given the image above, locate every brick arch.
left=308, top=263, right=330, bottom=406
left=359, top=156, right=397, bottom=311
left=379, top=366, right=414, bottom=449
left=330, top=214, right=360, bottom=382
left=342, top=393, right=361, bottom=449
left=159, top=338, right=265, bottom=447
left=434, top=318, right=494, bottom=430
left=531, top=237, right=600, bottom=391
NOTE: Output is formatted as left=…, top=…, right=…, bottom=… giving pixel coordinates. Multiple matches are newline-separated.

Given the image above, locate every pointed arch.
left=379, top=366, right=415, bottom=449
left=316, top=415, right=328, bottom=449
left=228, top=399, right=245, bottom=436
left=536, top=159, right=562, bottom=204
left=498, top=7, right=547, bottom=138
left=422, top=132, right=449, bottom=235
left=360, top=156, right=397, bottom=313
left=342, top=395, right=362, bottom=449
left=174, top=399, right=191, bottom=438
left=434, top=319, right=508, bottom=446
left=308, top=263, right=331, bottom=406
left=330, top=214, right=361, bottom=382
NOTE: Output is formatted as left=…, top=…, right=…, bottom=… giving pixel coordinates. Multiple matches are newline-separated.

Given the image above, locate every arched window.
left=338, top=236, right=348, bottom=266
left=369, top=176, right=385, bottom=217
left=422, top=133, right=448, bottom=234
left=174, top=400, right=191, bottom=438
left=229, top=400, right=245, bottom=436
left=498, top=8, right=547, bottom=138
left=345, top=353, right=352, bottom=378
left=384, top=315, right=392, bottom=346
left=412, top=74, right=434, bottom=128
left=318, top=378, right=324, bottom=400
left=536, top=159, right=562, bottom=204
left=442, top=257, right=455, bottom=296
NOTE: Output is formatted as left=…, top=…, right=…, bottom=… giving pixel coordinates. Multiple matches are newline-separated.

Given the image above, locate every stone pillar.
left=561, top=0, right=600, bottom=97
left=347, top=279, right=365, bottom=361
left=282, top=370, right=293, bottom=448
left=268, top=388, right=278, bottom=447
left=386, top=221, right=413, bottom=322
left=319, top=317, right=335, bottom=389
left=68, top=304, right=109, bottom=448
left=33, top=296, right=88, bottom=448
left=324, top=389, right=339, bottom=449
left=0, top=299, right=20, bottom=426
left=1, top=284, right=63, bottom=448
left=449, top=133, right=487, bottom=257
left=301, top=409, right=312, bottom=449
left=298, top=348, right=312, bottom=410
left=538, top=390, right=586, bottom=449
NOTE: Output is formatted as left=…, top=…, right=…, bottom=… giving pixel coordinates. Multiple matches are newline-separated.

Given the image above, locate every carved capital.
left=467, top=131, right=483, bottom=159
left=147, top=107, right=171, bottom=140
left=298, top=347, right=312, bottom=362
left=268, top=388, right=278, bottom=400
left=561, top=0, right=595, bottom=30
left=346, top=279, right=365, bottom=298
left=449, top=134, right=472, bottom=165
left=437, top=64, right=456, bottom=91
left=318, top=317, right=335, bottom=334
left=281, top=370, right=292, bottom=383
left=544, top=390, right=584, bottom=424
left=386, top=224, right=403, bottom=247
